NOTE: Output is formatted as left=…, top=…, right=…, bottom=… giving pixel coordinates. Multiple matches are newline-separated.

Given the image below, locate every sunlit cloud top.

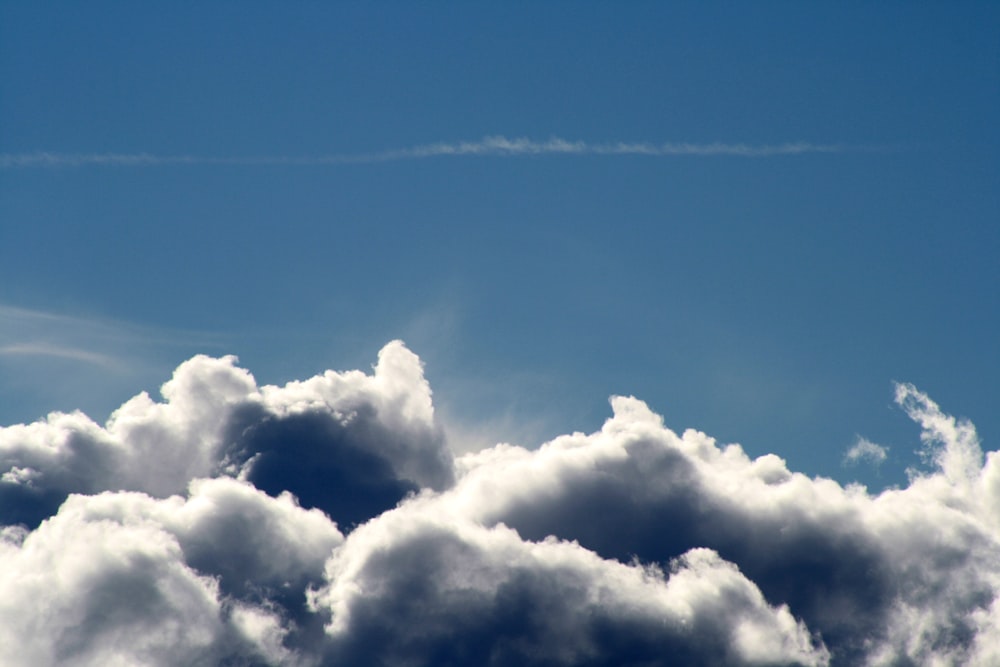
left=1, top=342, right=998, bottom=665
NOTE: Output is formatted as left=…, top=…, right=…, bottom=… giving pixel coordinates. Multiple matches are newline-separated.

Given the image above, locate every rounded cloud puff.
left=310, top=500, right=828, bottom=666
left=1, top=342, right=999, bottom=665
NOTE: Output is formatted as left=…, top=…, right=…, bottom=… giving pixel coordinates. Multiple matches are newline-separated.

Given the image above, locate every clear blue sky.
left=1, top=2, right=997, bottom=489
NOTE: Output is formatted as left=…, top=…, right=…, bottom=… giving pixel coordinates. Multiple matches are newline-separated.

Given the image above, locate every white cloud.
left=896, top=381, right=982, bottom=484
left=0, top=342, right=119, bottom=367
left=0, top=340, right=451, bottom=528
left=0, top=304, right=219, bottom=367
left=1, top=343, right=999, bottom=665
left=0, top=135, right=859, bottom=169
left=310, top=500, right=829, bottom=666
left=75, top=477, right=344, bottom=597
left=844, top=437, right=888, bottom=467
left=0, top=478, right=342, bottom=666
left=0, top=502, right=230, bottom=666
left=437, top=389, right=1000, bottom=664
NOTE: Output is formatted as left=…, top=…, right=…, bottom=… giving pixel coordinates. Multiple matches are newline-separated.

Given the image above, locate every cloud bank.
left=1, top=341, right=997, bottom=665
left=0, top=135, right=855, bottom=168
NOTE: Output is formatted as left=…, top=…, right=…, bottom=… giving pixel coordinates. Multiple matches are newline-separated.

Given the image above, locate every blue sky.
left=1, top=2, right=998, bottom=490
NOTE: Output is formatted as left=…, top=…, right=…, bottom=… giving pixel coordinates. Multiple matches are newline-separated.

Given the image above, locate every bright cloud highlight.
left=1, top=342, right=996, bottom=666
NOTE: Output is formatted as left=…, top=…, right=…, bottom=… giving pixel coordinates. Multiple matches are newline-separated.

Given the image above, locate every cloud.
left=2, top=343, right=1000, bottom=665
left=0, top=304, right=218, bottom=361
left=0, top=135, right=859, bottom=169
left=0, top=303, right=228, bottom=423
left=896, top=381, right=982, bottom=484
left=0, top=478, right=339, bottom=666
left=843, top=437, right=888, bottom=467
left=0, top=341, right=451, bottom=529
left=310, top=504, right=829, bottom=666
left=0, top=342, right=119, bottom=368
left=441, top=390, right=1000, bottom=664
left=0, top=306, right=130, bottom=380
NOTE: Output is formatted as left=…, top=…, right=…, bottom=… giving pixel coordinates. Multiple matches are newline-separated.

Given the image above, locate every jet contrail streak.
left=0, top=135, right=859, bottom=168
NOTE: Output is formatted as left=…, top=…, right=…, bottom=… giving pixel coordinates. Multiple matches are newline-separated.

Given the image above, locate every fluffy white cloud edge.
left=1, top=342, right=997, bottom=666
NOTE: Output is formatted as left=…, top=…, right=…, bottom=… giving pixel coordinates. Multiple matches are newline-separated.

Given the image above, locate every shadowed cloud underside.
left=1, top=342, right=998, bottom=666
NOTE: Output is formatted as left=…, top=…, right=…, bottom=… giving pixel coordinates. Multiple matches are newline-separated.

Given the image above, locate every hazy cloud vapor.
left=844, top=437, right=888, bottom=467
left=0, top=342, right=119, bottom=367
left=2, top=343, right=998, bottom=665
left=0, top=136, right=857, bottom=169
left=0, top=303, right=227, bottom=423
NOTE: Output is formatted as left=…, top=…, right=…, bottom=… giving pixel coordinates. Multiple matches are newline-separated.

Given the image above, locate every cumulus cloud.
left=1, top=343, right=999, bottom=665
left=442, top=389, right=1000, bottom=664
left=0, top=477, right=339, bottom=666
left=0, top=340, right=451, bottom=529
left=310, top=504, right=828, bottom=666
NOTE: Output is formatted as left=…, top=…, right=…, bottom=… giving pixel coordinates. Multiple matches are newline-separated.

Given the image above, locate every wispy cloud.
left=0, top=135, right=864, bottom=168
left=0, top=304, right=227, bottom=420
left=0, top=342, right=118, bottom=368
left=0, top=304, right=221, bottom=356
left=843, top=436, right=889, bottom=468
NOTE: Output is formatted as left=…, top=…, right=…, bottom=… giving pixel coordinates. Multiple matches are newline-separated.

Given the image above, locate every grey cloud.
left=219, top=341, right=453, bottom=528
left=444, top=391, right=1000, bottom=665
left=2, top=344, right=999, bottom=666
left=0, top=341, right=452, bottom=529
left=0, top=494, right=280, bottom=666
left=0, top=355, right=257, bottom=527
left=310, top=503, right=828, bottom=666
left=74, top=477, right=343, bottom=599
left=223, top=405, right=422, bottom=530
left=0, top=411, right=128, bottom=526
left=0, top=476, right=345, bottom=666
left=0, top=341, right=454, bottom=664
left=445, top=400, right=888, bottom=659
left=236, top=339, right=453, bottom=490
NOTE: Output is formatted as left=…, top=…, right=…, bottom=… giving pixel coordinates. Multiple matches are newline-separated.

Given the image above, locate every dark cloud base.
left=223, top=404, right=420, bottom=529
left=1, top=342, right=997, bottom=666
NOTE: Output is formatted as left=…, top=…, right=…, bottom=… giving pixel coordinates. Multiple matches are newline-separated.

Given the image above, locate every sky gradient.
left=3, top=3, right=995, bottom=492
left=1, top=5, right=999, bottom=662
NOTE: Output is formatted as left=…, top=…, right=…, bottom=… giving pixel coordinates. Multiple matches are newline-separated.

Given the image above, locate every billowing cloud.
left=310, top=503, right=828, bottom=667
left=1, top=341, right=998, bottom=665
left=0, top=340, right=451, bottom=529
left=443, top=392, right=1000, bottom=664
left=0, top=476, right=340, bottom=666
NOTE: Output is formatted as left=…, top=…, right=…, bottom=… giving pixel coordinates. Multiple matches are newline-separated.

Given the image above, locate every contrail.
left=0, top=135, right=860, bottom=168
